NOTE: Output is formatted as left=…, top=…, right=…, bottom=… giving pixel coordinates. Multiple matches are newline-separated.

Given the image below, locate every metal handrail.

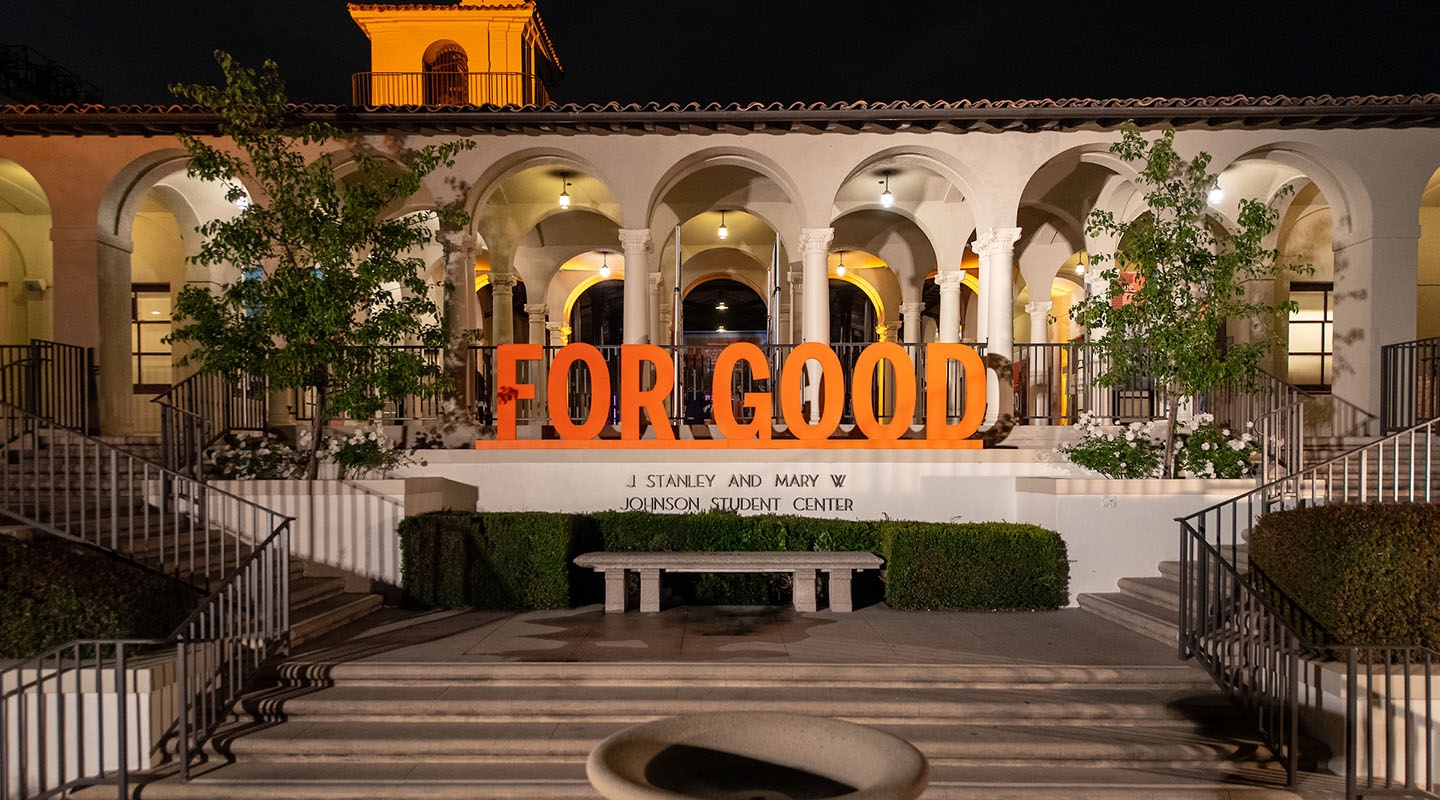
left=152, top=372, right=268, bottom=480
left=1, top=400, right=292, bottom=798
left=0, top=340, right=96, bottom=435
left=1179, top=415, right=1440, bottom=797
left=1382, top=336, right=1440, bottom=434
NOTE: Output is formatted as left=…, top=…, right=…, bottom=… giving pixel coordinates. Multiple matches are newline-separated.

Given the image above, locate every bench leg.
left=828, top=570, right=853, bottom=612
left=793, top=568, right=817, bottom=613
left=603, top=570, right=627, bottom=614
left=639, top=568, right=661, bottom=613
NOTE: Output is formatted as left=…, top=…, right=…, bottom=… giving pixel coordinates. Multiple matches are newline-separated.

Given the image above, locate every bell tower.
left=347, top=0, right=562, bottom=106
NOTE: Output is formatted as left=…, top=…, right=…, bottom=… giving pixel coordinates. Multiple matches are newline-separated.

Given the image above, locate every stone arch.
left=837, top=144, right=989, bottom=232
left=468, top=149, right=623, bottom=230
left=647, top=147, right=805, bottom=251
left=1212, top=142, right=1368, bottom=244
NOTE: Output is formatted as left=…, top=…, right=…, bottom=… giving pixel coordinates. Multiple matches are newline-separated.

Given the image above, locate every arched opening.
left=0, top=158, right=53, bottom=345
left=569, top=280, right=624, bottom=346
left=423, top=41, right=468, bottom=105
left=1419, top=166, right=1440, bottom=341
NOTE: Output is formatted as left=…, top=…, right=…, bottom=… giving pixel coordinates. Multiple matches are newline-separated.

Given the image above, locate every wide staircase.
left=1, top=426, right=382, bottom=645
left=121, top=652, right=1307, bottom=799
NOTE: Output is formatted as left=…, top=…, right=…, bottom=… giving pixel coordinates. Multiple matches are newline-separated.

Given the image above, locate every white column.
left=786, top=270, right=803, bottom=345
left=618, top=229, right=652, bottom=345
left=974, top=252, right=990, bottom=344
left=490, top=274, right=517, bottom=345
left=95, top=236, right=134, bottom=434
left=936, top=271, right=964, bottom=343
left=800, top=229, right=834, bottom=423
left=547, top=321, right=568, bottom=347
left=1334, top=229, right=1420, bottom=415
left=524, top=303, right=547, bottom=346
left=438, top=230, right=478, bottom=410
left=1026, top=300, right=1053, bottom=344
left=899, top=301, right=925, bottom=345
left=973, top=227, right=1023, bottom=360
left=648, top=272, right=664, bottom=347
left=800, top=229, right=834, bottom=345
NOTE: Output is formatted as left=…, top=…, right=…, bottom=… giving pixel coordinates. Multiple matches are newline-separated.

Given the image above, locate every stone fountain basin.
left=587, top=711, right=929, bottom=800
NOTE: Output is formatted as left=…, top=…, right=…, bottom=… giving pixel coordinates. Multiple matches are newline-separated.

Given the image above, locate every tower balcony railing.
left=351, top=72, right=550, bottom=107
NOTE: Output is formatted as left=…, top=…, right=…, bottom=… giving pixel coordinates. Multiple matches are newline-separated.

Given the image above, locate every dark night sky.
left=5, top=1, right=1439, bottom=106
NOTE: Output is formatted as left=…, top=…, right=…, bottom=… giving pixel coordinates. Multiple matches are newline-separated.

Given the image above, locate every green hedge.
left=398, top=511, right=599, bottom=609
left=0, top=534, right=199, bottom=659
left=1250, top=504, right=1440, bottom=647
left=400, top=510, right=1069, bottom=611
left=880, top=522, right=1069, bottom=610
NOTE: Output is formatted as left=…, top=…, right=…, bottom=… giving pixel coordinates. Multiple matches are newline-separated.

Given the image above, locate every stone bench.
left=573, top=551, right=883, bottom=614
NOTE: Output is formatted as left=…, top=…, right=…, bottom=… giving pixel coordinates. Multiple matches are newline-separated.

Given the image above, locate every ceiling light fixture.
left=558, top=172, right=572, bottom=209
left=879, top=170, right=894, bottom=208
left=599, top=251, right=611, bottom=278
left=836, top=251, right=848, bottom=277
left=717, top=210, right=728, bottom=240
left=234, top=194, right=250, bottom=211
left=1207, top=187, right=1223, bottom=205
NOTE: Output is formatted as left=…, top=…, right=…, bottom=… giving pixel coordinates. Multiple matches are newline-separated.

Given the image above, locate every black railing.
left=1382, top=336, right=1440, bottom=434
left=0, top=339, right=97, bottom=435
left=290, top=346, right=445, bottom=425
left=1180, top=416, right=1440, bottom=798
left=351, top=71, right=550, bottom=107
left=1, top=400, right=292, bottom=798
left=153, top=372, right=268, bottom=480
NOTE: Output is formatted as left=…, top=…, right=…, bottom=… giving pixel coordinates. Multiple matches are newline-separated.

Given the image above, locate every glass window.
left=132, top=283, right=172, bottom=393
left=1286, top=282, right=1332, bottom=391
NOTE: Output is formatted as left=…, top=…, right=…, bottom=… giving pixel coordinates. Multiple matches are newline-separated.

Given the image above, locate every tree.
left=168, top=52, right=473, bottom=477
left=1071, top=128, right=1299, bottom=478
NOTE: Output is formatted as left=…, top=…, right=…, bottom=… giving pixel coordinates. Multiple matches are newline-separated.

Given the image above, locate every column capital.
left=1085, top=265, right=1109, bottom=287
left=799, top=228, right=834, bottom=257
left=787, top=270, right=805, bottom=286
left=972, top=227, right=1023, bottom=256
left=437, top=230, right=477, bottom=251
left=617, top=229, right=652, bottom=251
left=899, top=301, right=926, bottom=316
left=936, top=270, right=965, bottom=290
left=490, top=273, right=518, bottom=292
left=524, top=302, right=547, bottom=316
left=1025, top=300, right=1054, bottom=315
left=649, top=271, right=664, bottom=290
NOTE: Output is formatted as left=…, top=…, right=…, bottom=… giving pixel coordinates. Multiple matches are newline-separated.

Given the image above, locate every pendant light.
left=836, top=251, right=848, bottom=277
left=717, top=210, right=728, bottom=240
left=558, top=172, right=572, bottom=209
left=599, top=251, right=611, bottom=278
left=879, top=170, right=894, bottom=208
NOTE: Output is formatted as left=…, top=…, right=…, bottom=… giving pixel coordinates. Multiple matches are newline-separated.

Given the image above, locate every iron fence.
left=1382, top=336, right=1440, bottom=434
left=152, top=372, right=268, bottom=480
left=0, top=340, right=96, bottom=435
left=1, top=400, right=292, bottom=798
left=351, top=71, right=549, bottom=107
left=291, top=346, right=446, bottom=425
left=1179, top=416, right=1440, bottom=798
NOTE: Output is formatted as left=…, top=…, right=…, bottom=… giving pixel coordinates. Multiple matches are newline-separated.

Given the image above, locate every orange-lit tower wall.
left=347, top=1, right=561, bottom=106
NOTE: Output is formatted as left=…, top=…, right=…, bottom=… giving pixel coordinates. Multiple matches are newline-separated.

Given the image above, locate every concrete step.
left=291, top=575, right=348, bottom=611
left=263, top=661, right=1216, bottom=690
left=241, top=683, right=1234, bottom=725
left=1077, top=592, right=1177, bottom=646
left=290, top=593, right=383, bottom=648
left=212, top=718, right=1269, bottom=765
left=1116, top=575, right=1180, bottom=611
left=103, top=761, right=1313, bottom=800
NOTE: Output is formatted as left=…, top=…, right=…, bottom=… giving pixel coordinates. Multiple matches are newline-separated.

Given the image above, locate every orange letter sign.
left=620, top=344, right=676, bottom=440
left=712, top=342, right=772, bottom=441
left=925, top=342, right=986, bottom=440
left=496, top=343, right=542, bottom=440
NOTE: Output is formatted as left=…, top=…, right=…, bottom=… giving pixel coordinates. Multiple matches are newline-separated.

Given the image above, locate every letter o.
left=548, top=343, right=609, bottom=440
left=852, top=342, right=916, bottom=442
left=779, top=342, right=844, bottom=441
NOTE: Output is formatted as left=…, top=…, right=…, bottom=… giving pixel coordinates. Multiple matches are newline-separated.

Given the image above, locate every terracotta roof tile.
left=4, top=93, right=1439, bottom=136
